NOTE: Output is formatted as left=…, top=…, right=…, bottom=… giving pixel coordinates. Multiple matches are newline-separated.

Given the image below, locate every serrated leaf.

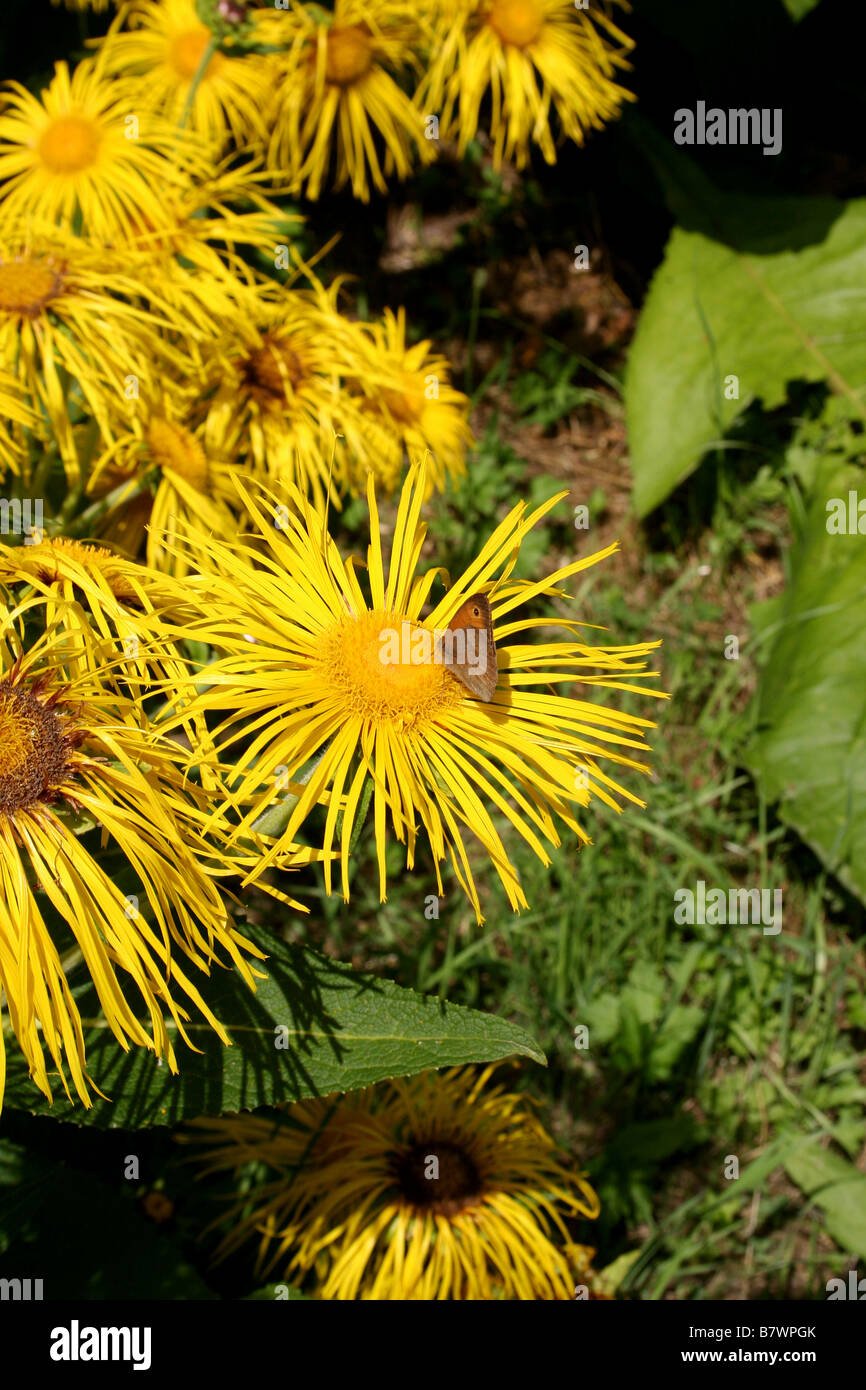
left=2, top=927, right=544, bottom=1128
left=746, top=458, right=866, bottom=905
left=624, top=131, right=866, bottom=516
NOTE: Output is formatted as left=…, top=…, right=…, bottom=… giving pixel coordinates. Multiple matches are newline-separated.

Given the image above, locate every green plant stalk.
left=54, top=469, right=156, bottom=540
left=177, top=37, right=218, bottom=131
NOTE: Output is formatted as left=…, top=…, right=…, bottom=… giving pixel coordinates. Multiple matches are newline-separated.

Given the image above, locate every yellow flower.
left=155, top=462, right=667, bottom=921
left=183, top=1065, right=600, bottom=1299
left=0, top=223, right=206, bottom=485
left=261, top=0, right=436, bottom=201
left=199, top=276, right=393, bottom=509
left=89, top=382, right=254, bottom=577
left=0, top=536, right=224, bottom=796
left=52, top=0, right=115, bottom=10
left=0, top=56, right=212, bottom=244
left=419, top=0, right=634, bottom=168
left=347, top=306, right=473, bottom=496
left=0, top=596, right=265, bottom=1111
left=96, top=0, right=274, bottom=149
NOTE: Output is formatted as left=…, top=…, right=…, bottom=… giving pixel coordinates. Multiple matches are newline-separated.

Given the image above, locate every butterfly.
left=441, top=592, right=497, bottom=702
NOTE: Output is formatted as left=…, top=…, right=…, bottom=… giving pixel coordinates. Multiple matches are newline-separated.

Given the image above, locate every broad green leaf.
left=746, top=457, right=866, bottom=904
left=623, top=131, right=866, bottom=516
left=2, top=927, right=544, bottom=1128
left=785, top=1143, right=866, bottom=1259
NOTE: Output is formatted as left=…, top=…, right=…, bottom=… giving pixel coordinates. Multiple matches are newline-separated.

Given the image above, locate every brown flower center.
left=394, top=1139, right=483, bottom=1216
left=323, top=25, right=373, bottom=86
left=146, top=417, right=209, bottom=492
left=0, top=259, right=63, bottom=317
left=244, top=336, right=307, bottom=402
left=0, top=679, right=74, bottom=816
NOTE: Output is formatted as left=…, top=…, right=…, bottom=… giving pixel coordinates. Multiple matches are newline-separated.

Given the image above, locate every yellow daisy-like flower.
left=184, top=1065, right=600, bottom=1300
left=420, top=0, right=634, bottom=168
left=347, top=306, right=473, bottom=496
left=0, top=223, right=209, bottom=484
left=90, top=383, right=254, bottom=577
left=0, top=596, right=264, bottom=1111
left=157, top=461, right=666, bottom=920
left=261, top=0, right=436, bottom=201
left=97, top=0, right=274, bottom=149
left=0, top=537, right=193, bottom=695
left=0, top=57, right=212, bottom=244
left=199, top=278, right=392, bottom=509
left=0, top=536, right=233, bottom=806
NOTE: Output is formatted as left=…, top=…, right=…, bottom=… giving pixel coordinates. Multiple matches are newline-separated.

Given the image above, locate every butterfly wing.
left=445, top=593, right=497, bottom=702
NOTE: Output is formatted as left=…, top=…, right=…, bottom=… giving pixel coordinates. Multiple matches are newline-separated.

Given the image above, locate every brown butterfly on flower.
left=439, top=592, right=497, bottom=702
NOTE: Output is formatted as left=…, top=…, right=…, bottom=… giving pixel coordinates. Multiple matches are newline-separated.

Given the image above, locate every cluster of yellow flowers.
left=1, top=0, right=647, bottom=1298
left=48, top=1, right=635, bottom=192
left=0, top=69, right=472, bottom=537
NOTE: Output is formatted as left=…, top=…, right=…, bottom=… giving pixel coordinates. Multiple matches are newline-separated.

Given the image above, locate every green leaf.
left=2, top=927, right=545, bottom=1128
left=746, top=457, right=866, bottom=905
left=646, top=1005, right=704, bottom=1083
left=782, top=0, right=821, bottom=18
left=623, top=132, right=866, bottom=516
left=785, top=1143, right=866, bottom=1259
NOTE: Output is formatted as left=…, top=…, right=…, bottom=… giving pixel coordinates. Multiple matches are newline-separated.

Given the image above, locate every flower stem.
left=177, top=37, right=218, bottom=131
left=54, top=471, right=156, bottom=540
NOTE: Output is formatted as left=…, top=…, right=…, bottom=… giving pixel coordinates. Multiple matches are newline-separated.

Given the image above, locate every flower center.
left=169, top=28, right=225, bottom=81
left=1, top=538, right=142, bottom=603
left=319, top=609, right=462, bottom=725
left=381, top=374, right=424, bottom=427
left=487, top=0, right=544, bottom=48
left=146, top=417, right=209, bottom=491
left=323, top=25, right=373, bottom=86
left=0, top=259, right=63, bottom=316
left=37, top=114, right=103, bottom=174
left=394, top=1139, right=483, bottom=1215
left=245, top=337, right=306, bottom=402
left=0, top=679, right=73, bottom=816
